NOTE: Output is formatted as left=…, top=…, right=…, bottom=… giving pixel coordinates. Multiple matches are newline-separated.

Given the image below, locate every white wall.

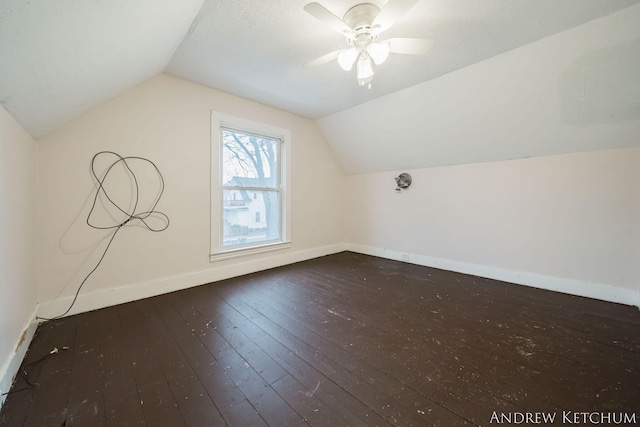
left=36, top=74, right=346, bottom=317
left=347, top=147, right=640, bottom=306
left=0, top=106, right=38, bottom=401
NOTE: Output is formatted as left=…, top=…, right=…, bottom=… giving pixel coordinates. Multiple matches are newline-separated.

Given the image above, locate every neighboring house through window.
left=210, top=112, right=291, bottom=261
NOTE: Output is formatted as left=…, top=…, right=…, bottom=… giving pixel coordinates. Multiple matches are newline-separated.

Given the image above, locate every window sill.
left=209, top=241, right=291, bottom=262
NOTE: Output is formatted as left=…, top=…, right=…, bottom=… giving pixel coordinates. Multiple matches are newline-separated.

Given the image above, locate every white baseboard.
left=31, top=240, right=640, bottom=330
left=37, top=243, right=348, bottom=320
left=0, top=307, right=38, bottom=407
left=347, top=244, right=640, bottom=308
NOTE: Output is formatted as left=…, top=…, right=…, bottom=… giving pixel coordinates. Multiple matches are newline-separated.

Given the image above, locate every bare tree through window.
left=221, top=128, right=281, bottom=247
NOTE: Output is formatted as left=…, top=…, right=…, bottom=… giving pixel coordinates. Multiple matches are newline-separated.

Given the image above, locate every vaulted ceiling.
left=1, top=0, right=639, bottom=171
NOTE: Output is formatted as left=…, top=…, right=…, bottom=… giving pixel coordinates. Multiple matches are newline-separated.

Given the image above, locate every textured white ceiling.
left=0, top=0, right=638, bottom=141
left=166, top=0, right=640, bottom=120
left=0, top=0, right=205, bottom=138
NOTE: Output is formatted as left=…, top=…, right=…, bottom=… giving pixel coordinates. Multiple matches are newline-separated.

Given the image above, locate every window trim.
left=210, top=112, right=291, bottom=262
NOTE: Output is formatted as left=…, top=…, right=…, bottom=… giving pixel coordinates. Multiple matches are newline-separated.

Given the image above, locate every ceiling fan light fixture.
left=367, top=42, right=390, bottom=65
left=303, top=1, right=433, bottom=88
left=356, top=52, right=374, bottom=87
left=337, top=48, right=359, bottom=71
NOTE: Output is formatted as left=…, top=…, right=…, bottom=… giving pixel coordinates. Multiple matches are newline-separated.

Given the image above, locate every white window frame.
left=210, top=112, right=291, bottom=262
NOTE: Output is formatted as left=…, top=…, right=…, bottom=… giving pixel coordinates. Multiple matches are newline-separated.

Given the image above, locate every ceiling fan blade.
left=304, top=50, right=344, bottom=68
left=304, top=3, right=352, bottom=36
left=372, top=0, right=420, bottom=32
left=372, top=0, right=418, bottom=31
left=386, top=38, right=434, bottom=55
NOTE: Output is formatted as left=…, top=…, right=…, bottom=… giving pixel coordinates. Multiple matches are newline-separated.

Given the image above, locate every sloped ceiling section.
left=317, top=4, right=640, bottom=175
left=0, top=0, right=205, bottom=139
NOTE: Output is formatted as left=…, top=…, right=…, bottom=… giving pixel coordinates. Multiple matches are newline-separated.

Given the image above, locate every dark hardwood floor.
left=1, top=252, right=639, bottom=426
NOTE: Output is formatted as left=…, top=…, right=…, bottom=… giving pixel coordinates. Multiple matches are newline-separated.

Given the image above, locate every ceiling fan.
left=304, top=0, right=433, bottom=88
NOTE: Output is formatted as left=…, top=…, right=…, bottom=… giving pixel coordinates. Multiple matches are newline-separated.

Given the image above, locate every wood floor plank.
left=169, top=291, right=307, bottom=427
left=24, top=316, right=77, bottom=427
left=111, top=299, right=187, bottom=427
left=142, top=300, right=227, bottom=427
left=133, top=355, right=187, bottom=427
left=213, top=283, right=469, bottom=426
left=101, top=306, right=146, bottom=426
left=63, top=309, right=108, bottom=426
left=151, top=294, right=268, bottom=427
left=190, top=286, right=390, bottom=427
left=178, top=289, right=288, bottom=385
left=270, top=373, right=353, bottom=427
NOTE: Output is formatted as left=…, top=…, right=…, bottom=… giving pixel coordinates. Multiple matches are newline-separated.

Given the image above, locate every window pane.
left=222, top=128, right=279, bottom=188
left=222, top=189, right=280, bottom=247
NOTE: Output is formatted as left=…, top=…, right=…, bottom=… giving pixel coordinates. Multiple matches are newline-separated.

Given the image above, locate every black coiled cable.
left=37, top=151, right=169, bottom=322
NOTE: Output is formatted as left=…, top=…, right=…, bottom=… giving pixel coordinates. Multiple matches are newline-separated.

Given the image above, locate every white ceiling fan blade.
left=372, top=0, right=420, bottom=32
left=386, top=38, right=434, bottom=55
left=304, top=3, right=353, bottom=36
left=304, top=50, right=344, bottom=68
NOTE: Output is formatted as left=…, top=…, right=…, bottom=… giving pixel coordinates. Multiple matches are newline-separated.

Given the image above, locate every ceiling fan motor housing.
left=343, top=3, right=380, bottom=35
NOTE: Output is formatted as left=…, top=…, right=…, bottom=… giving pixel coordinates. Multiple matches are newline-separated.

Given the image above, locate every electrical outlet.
left=401, top=253, right=410, bottom=262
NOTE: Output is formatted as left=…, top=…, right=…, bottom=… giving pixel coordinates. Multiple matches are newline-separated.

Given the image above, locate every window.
left=211, top=112, right=291, bottom=261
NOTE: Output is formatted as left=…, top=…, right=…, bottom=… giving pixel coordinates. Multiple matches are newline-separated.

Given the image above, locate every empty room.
left=1, top=0, right=639, bottom=426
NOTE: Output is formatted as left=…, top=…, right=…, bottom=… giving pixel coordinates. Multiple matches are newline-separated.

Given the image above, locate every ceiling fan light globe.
left=357, top=53, right=374, bottom=80
left=368, top=42, right=390, bottom=65
left=337, top=48, right=358, bottom=71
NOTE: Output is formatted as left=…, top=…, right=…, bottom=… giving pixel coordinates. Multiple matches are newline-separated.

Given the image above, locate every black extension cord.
left=37, top=151, right=169, bottom=322
left=1, top=347, right=69, bottom=396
